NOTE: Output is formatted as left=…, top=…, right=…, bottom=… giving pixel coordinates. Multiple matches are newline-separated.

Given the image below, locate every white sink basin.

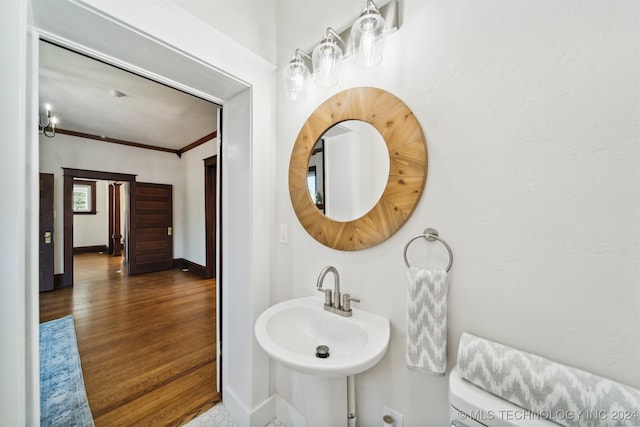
left=254, top=296, right=390, bottom=377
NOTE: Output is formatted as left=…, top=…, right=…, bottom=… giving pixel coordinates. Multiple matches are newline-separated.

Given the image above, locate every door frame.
left=109, top=182, right=124, bottom=256
left=62, top=168, right=136, bottom=287
left=29, top=0, right=270, bottom=416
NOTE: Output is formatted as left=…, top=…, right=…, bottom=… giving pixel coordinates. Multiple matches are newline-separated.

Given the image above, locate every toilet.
left=449, top=367, right=558, bottom=427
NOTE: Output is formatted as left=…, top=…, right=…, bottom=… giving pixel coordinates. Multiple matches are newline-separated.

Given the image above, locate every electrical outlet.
left=383, top=406, right=403, bottom=427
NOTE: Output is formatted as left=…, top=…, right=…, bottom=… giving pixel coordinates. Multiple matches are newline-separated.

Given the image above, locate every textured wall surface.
left=274, top=2, right=639, bottom=425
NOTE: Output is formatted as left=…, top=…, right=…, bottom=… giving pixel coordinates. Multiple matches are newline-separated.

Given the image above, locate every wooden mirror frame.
left=289, top=87, right=428, bottom=250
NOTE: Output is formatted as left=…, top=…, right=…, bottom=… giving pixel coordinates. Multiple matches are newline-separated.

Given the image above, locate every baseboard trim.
left=223, top=387, right=276, bottom=427
left=222, top=387, right=250, bottom=427
left=275, top=395, right=306, bottom=427
left=73, top=245, right=108, bottom=254
left=251, top=395, right=276, bottom=427
left=53, top=274, right=67, bottom=289
left=173, top=258, right=207, bottom=278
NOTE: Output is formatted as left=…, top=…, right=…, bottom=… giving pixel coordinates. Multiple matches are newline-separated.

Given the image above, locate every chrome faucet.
left=316, top=266, right=360, bottom=317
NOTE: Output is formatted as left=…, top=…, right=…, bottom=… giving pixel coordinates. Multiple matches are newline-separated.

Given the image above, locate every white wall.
left=169, top=1, right=277, bottom=65
left=182, top=139, right=217, bottom=266
left=274, top=2, right=639, bottom=426
left=73, top=180, right=109, bottom=248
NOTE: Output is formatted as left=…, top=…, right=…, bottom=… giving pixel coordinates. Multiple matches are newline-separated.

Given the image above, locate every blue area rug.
left=40, top=315, right=95, bottom=427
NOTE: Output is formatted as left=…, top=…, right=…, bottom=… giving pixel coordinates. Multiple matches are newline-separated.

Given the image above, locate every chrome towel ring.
left=403, top=227, right=453, bottom=272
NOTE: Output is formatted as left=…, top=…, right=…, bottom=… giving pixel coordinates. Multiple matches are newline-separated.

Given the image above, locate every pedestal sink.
left=255, top=296, right=390, bottom=426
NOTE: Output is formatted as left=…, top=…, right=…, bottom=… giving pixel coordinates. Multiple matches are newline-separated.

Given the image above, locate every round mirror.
left=307, top=120, right=389, bottom=222
left=289, top=87, right=428, bottom=251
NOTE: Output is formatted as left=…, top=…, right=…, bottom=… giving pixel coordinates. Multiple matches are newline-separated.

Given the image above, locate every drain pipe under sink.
left=347, top=375, right=356, bottom=426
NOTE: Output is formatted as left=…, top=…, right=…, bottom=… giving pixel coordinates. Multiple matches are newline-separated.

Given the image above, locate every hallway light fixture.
left=283, top=0, right=399, bottom=101
left=39, top=104, right=58, bottom=138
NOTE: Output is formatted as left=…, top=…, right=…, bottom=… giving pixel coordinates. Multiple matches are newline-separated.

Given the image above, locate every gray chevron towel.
left=457, top=332, right=640, bottom=427
left=406, top=267, right=448, bottom=375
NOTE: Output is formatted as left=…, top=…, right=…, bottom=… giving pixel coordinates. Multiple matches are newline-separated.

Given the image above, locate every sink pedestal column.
left=298, top=372, right=347, bottom=427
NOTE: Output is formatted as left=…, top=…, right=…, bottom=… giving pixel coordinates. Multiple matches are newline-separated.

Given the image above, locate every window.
left=73, top=180, right=97, bottom=214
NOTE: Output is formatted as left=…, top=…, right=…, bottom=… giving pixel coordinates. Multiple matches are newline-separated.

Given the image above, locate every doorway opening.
left=31, top=1, right=253, bottom=420
left=41, top=163, right=222, bottom=422
left=71, top=178, right=128, bottom=282
left=61, top=168, right=136, bottom=287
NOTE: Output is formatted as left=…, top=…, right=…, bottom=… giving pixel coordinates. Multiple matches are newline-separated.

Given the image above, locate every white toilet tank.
left=449, top=367, right=558, bottom=427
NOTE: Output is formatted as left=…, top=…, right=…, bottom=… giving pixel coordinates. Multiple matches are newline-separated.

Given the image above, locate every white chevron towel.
left=406, top=267, right=448, bottom=375
left=457, top=333, right=640, bottom=427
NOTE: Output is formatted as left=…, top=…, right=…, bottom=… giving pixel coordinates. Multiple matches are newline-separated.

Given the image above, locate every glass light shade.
left=351, top=3, right=386, bottom=68
left=283, top=57, right=310, bottom=101
left=312, top=36, right=343, bottom=88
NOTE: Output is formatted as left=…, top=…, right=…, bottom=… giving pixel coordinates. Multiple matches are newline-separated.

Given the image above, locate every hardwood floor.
left=40, top=253, right=220, bottom=426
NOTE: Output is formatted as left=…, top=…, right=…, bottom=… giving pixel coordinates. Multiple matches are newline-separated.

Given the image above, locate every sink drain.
left=315, top=345, right=330, bottom=359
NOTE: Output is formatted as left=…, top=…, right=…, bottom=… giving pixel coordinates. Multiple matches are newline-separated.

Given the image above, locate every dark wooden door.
left=39, top=173, right=55, bottom=292
left=205, top=156, right=217, bottom=279
left=108, top=183, right=114, bottom=255
left=129, top=182, right=173, bottom=275
left=109, top=183, right=123, bottom=256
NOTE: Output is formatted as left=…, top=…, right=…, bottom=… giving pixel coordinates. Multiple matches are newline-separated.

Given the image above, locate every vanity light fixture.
left=283, top=49, right=312, bottom=101
left=39, top=103, right=58, bottom=138
left=283, top=0, right=399, bottom=101
left=351, top=0, right=386, bottom=68
left=312, top=28, right=344, bottom=88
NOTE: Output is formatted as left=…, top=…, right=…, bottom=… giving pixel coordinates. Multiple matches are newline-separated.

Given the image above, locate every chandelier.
left=39, top=104, right=58, bottom=138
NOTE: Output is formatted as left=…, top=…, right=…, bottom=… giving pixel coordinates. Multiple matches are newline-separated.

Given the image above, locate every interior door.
left=108, top=183, right=114, bottom=255
left=39, top=173, right=55, bottom=292
left=205, top=156, right=217, bottom=279
left=129, top=182, right=173, bottom=275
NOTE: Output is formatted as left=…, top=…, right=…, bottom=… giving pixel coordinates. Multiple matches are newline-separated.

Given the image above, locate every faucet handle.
left=319, top=288, right=332, bottom=306
left=342, top=294, right=360, bottom=311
